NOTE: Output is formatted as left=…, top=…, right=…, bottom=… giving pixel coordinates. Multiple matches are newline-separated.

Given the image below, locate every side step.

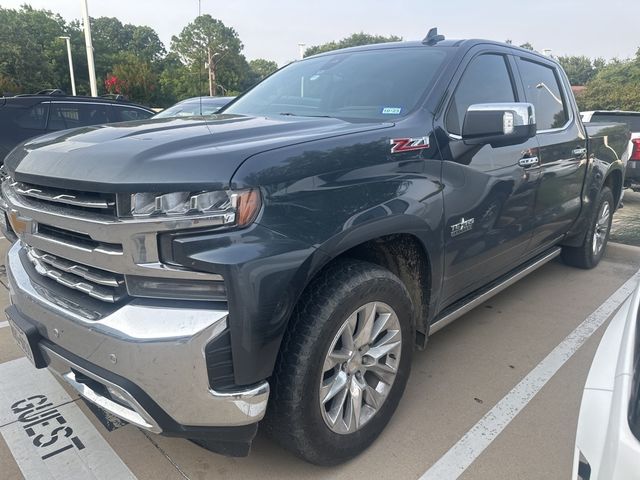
left=429, top=247, right=561, bottom=335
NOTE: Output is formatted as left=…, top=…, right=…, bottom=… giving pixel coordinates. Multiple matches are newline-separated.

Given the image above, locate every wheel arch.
left=288, top=216, right=441, bottom=349
left=563, top=161, right=624, bottom=248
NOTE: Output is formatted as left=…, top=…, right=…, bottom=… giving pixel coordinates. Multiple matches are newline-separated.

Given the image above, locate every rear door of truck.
left=514, top=55, right=588, bottom=253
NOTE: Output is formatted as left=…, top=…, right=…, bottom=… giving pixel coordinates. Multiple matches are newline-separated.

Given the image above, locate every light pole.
left=80, top=0, right=98, bottom=96
left=208, top=50, right=229, bottom=96
left=58, top=36, right=76, bottom=96
left=536, top=82, right=563, bottom=105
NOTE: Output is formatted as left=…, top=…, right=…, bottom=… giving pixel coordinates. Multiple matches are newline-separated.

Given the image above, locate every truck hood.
left=5, top=114, right=391, bottom=192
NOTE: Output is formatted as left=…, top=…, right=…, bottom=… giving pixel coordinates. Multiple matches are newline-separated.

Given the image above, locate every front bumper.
left=6, top=241, right=269, bottom=450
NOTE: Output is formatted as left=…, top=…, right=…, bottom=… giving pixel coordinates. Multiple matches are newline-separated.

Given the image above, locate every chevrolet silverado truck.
left=3, top=30, right=631, bottom=465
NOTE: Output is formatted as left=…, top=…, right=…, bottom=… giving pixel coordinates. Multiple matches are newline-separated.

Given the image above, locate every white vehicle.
left=573, top=277, right=640, bottom=479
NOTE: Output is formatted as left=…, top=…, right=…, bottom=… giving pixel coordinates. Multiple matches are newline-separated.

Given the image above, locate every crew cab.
left=2, top=30, right=630, bottom=465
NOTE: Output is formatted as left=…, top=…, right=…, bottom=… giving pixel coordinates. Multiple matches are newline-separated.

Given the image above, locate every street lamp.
left=207, top=50, right=229, bottom=96
left=58, top=36, right=76, bottom=96
left=80, top=0, right=98, bottom=97
left=536, top=82, right=562, bottom=105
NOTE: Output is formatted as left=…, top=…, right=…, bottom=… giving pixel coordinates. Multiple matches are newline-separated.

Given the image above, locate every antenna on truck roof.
left=422, top=27, right=445, bottom=46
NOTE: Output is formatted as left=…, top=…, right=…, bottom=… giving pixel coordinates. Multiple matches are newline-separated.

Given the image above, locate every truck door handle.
left=518, top=156, right=539, bottom=168
left=572, top=147, right=587, bottom=156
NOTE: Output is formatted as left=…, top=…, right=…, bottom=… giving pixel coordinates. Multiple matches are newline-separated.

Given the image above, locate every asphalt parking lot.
left=1, top=206, right=640, bottom=480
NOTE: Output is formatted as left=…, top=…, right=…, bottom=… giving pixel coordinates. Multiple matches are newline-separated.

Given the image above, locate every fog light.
left=125, top=276, right=227, bottom=301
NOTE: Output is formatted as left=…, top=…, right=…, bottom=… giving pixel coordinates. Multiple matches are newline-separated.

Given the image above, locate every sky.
left=1, top=0, right=638, bottom=66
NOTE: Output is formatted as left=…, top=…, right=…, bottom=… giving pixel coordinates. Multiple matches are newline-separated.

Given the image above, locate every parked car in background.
left=582, top=111, right=640, bottom=191
left=154, top=96, right=235, bottom=118
left=573, top=277, right=640, bottom=479
left=0, top=90, right=155, bottom=162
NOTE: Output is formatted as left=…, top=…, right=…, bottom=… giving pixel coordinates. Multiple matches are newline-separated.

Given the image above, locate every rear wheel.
left=562, top=186, right=614, bottom=269
left=264, top=259, right=414, bottom=465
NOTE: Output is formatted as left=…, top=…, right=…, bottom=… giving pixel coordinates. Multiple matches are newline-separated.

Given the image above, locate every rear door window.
left=14, top=103, right=49, bottom=130
left=48, top=103, right=110, bottom=130
left=446, top=54, right=516, bottom=135
left=517, top=59, right=569, bottom=131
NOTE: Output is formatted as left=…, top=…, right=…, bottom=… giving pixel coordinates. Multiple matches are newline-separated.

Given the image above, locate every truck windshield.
left=224, top=47, right=449, bottom=122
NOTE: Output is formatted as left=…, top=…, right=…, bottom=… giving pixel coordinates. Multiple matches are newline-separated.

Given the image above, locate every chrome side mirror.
left=462, top=103, right=536, bottom=146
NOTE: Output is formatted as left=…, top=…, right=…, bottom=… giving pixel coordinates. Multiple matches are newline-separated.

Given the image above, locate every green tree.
left=0, top=5, right=66, bottom=93
left=106, top=53, right=158, bottom=105
left=90, top=17, right=166, bottom=94
left=557, top=55, right=601, bottom=85
left=578, top=53, right=640, bottom=111
left=304, top=33, right=402, bottom=57
left=170, top=14, right=248, bottom=96
left=519, top=42, right=535, bottom=51
left=248, top=58, right=278, bottom=82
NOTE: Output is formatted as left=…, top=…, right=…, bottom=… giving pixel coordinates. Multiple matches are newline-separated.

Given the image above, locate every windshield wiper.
left=278, top=112, right=333, bottom=118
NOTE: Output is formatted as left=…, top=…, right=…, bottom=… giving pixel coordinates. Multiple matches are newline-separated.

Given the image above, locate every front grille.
left=12, top=181, right=117, bottom=216
left=25, top=246, right=127, bottom=303
left=37, top=224, right=122, bottom=253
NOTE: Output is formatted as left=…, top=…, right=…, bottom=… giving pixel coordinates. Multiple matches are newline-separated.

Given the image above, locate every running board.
left=429, top=247, right=562, bottom=335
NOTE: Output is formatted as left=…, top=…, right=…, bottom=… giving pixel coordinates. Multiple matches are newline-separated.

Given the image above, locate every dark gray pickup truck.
left=2, top=31, right=630, bottom=465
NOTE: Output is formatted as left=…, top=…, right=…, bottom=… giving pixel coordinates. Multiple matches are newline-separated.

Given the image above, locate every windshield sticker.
left=382, top=107, right=402, bottom=115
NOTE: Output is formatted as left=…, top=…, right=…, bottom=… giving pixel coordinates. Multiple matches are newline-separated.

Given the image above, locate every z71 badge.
left=390, top=136, right=430, bottom=154
left=451, top=217, right=475, bottom=237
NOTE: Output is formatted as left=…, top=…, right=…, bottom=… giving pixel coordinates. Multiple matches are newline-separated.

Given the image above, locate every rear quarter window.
left=112, top=106, right=153, bottom=122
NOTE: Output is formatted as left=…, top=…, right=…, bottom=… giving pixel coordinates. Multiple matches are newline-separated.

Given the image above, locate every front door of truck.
left=435, top=51, right=540, bottom=308
left=515, top=56, right=587, bottom=253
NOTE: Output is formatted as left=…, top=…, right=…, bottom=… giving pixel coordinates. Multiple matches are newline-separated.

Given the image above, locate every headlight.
left=127, top=189, right=261, bottom=227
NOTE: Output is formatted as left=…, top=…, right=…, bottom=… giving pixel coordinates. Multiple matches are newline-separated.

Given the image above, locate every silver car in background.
left=153, top=96, right=235, bottom=118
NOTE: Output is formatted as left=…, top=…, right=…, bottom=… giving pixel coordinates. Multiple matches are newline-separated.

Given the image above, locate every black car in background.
left=0, top=90, right=155, bottom=160
left=153, top=96, right=235, bottom=118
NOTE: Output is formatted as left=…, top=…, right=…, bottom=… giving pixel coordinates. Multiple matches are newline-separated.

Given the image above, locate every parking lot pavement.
left=1, top=238, right=639, bottom=480
left=611, top=190, right=640, bottom=246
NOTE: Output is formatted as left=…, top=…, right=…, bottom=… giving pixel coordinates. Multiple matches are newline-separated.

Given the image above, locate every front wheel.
left=264, top=259, right=414, bottom=465
left=562, top=186, right=614, bottom=269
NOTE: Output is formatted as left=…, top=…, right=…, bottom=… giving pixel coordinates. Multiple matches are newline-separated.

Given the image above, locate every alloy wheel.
left=319, top=302, right=402, bottom=434
left=592, top=200, right=611, bottom=256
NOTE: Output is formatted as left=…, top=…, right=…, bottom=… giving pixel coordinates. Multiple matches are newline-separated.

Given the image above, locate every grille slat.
left=26, top=247, right=126, bottom=303
left=30, top=249, right=124, bottom=287
left=12, top=181, right=116, bottom=215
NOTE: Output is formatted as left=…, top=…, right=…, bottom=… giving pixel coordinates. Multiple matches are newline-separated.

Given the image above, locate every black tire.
left=263, top=259, right=414, bottom=465
left=562, top=186, right=614, bottom=269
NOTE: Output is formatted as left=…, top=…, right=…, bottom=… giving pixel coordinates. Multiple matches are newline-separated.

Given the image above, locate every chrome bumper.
left=6, top=242, right=269, bottom=431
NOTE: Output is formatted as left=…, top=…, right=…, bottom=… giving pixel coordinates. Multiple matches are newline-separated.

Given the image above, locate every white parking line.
left=0, top=357, right=135, bottom=479
left=420, top=267, right=640, bottom=480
